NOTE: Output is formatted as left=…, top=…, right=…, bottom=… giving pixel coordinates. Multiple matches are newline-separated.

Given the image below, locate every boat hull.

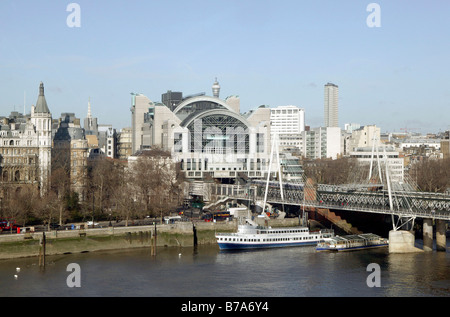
left=218, top=240, right=318, bottom=250
left=316, top=243, right=388, bottom=252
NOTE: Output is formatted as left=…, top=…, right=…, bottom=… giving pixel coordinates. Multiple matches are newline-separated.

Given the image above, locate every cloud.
left=304, top=82, right=317, bottom=88
left=48, top=86, right=63, bottom=93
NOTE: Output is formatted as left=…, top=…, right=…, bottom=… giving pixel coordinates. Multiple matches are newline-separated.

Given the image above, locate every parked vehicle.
left=0, top=220, right=21, bottom=233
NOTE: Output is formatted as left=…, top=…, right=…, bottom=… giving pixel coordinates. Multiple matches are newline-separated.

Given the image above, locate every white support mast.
left=263, top=134, right=284, bottom=217
left=369, top=135, right=383, bottom=183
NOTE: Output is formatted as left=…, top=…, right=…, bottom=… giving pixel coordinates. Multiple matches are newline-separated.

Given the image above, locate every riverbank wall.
left=0, top=218, right=300, bottom=260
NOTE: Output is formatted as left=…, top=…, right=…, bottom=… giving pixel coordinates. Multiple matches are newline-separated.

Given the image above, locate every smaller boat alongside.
left=316, top=233, right=388, bottom=252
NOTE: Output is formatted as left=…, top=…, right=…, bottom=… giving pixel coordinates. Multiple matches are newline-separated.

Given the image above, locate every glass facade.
left=186, top=114, right=249, bottom=154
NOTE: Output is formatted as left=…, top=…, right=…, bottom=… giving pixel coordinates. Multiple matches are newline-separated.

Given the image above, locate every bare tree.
left=409, top=158, right=450, bottom=193
left=128, top=149, right=181, bottom=222
left=4, top=185, right=40, bottom=231
left=87, top=157, right=122, bottom=220
left=303, top=158, right=360, bottom=185
left=109, top=160, right=135, bottom=226
left=36, top=191, right=65, bottom=230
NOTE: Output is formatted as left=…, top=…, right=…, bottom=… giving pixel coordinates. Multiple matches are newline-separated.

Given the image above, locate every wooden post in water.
left=38, top=237, right=42, bottom=266
left=151, top=222, right=157, bottom=256
left=193, top=223, right=198, bottom=247
left=39, top=232, right=46, bottom=268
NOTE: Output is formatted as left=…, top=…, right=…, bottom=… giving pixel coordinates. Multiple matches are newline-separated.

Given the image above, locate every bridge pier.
left=436, top=219, right=447, bottom=252
left=423, top=218, right=433, bottom=252
left=389, top=230, right=423, bottom=253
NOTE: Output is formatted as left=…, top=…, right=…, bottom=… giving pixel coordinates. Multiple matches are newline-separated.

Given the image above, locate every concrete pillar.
left=423, top=218, right=433, bottom=252
left=389, top=230, right=423, bottom=253
left=436, top=219, right=447, bottom=252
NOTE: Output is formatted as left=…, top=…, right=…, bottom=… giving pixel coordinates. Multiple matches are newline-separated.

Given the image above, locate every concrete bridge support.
left=389, top=230, right=423, bottom=253
left=436, top=219, right=447, bottom=252
left=423, top=218, right=433, bottom=252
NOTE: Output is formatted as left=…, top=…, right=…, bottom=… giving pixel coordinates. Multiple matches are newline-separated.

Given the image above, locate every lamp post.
left=92, top=193, right=95, bottom=228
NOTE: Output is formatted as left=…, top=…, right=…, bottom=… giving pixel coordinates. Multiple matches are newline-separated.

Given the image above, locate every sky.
left=0, top=0, right=449, bottom=134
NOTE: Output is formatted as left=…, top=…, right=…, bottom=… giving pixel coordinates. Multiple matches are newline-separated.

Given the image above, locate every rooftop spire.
left=35, top=81, right=50, bottom=113
left=87, top=97, right=92, bottom=118
left=39, top=81, right=44, bottom=96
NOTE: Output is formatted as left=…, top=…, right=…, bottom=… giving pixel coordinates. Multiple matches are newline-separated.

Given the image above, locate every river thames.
left=0, top=240, right=448, bottom=298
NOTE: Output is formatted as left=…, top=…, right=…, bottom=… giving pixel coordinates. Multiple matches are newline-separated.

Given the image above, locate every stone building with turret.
left=0, top=82, right=52, bottom=195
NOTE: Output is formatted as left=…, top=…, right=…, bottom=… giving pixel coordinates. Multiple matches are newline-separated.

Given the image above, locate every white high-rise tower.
left=324, top=83, right=339, bottom=127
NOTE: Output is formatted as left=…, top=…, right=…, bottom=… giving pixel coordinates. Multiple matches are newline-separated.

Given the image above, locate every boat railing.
left=216, top=232, right=240, bottom=237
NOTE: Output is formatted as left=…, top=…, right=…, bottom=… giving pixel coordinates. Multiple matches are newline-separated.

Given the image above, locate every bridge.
left=206, top=182, right=450, bottom=221
left=202, top=180, right=449, bottom=253
left=194, top=138, right=449, bottom=252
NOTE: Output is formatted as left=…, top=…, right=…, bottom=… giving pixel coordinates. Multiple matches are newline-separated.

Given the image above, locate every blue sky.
left=1, top=0, right=449, bottom=133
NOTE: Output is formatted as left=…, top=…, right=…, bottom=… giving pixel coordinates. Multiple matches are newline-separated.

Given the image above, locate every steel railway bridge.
left=207, top=182, right=450, bottom=221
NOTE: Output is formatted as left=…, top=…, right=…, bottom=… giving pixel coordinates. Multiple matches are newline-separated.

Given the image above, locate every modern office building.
left=349, top=146, right=404, bottom=183
left=131, top=93, right=153, bottom=154
left=162, top=90, right=183, bottom=112
left=324, top=83, right=339, bottom=128
left=301, top=127, right=342, bottom=160
left=270, top=105, right=305, bottom=135
left=270, top=105, right=305, bottom=152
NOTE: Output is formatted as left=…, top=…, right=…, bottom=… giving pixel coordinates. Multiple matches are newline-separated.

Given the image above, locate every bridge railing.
left=208, top=183, right=450, bottom=220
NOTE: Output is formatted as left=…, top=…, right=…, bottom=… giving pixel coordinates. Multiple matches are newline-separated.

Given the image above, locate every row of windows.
left=1, top=148, right=38, bottom=155
left=1, top=157, right=36, bottom=164
left=218, top=235, right=322, bottom=242
left=271, top=109, right=302, bottom=114
left=259, top=229, right=308, bottom=234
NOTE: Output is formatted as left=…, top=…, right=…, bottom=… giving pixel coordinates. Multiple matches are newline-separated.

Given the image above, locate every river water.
left=0, top=241, right=448, bottom=298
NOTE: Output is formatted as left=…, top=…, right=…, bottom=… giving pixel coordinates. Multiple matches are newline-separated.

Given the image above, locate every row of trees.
left=1, top=151, right=448, bottom=228
left=0, top=149, right=186, bottom=228
left=303, top=156, right=450, bottom=193
left=408, top=158, right=450, bottom=193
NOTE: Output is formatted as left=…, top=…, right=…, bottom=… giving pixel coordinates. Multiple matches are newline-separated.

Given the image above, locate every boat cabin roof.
left=327, top=233, right=381, bottom=243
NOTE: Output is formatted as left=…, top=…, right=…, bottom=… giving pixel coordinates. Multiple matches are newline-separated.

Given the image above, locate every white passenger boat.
left=316, top=233, right=388, bottom=252
left=216, top=218, right=334, bottom=251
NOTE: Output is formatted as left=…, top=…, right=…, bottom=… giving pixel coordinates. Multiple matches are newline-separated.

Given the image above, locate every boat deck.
left=316, top=233, right=388, bottom=251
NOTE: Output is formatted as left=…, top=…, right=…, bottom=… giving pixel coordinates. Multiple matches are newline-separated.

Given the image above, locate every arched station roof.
left=181, top=109, right=250, bottom=130
left=173, top=95, right=236, bottom=115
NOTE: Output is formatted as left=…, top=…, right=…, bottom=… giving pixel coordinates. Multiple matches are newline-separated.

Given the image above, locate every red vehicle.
left=0, top=220, right=20, bottom=233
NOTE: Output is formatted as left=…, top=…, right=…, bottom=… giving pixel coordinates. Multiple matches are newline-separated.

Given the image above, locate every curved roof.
left=173, top=95, right=235, bottom=115
left=181, top=108, right=250, bottom=129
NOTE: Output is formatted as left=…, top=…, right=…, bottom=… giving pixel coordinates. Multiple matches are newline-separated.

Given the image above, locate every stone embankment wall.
left=0, top=218, right=301, bottom=260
